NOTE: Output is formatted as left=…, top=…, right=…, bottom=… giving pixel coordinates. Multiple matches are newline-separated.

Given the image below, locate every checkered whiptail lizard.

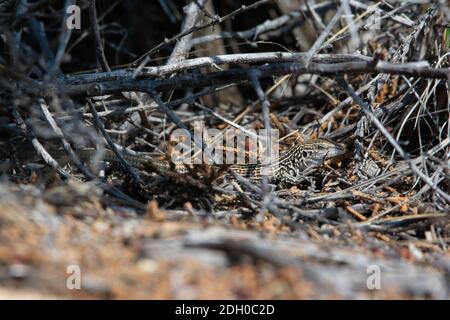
left=69, top=139, right=346, bottom=184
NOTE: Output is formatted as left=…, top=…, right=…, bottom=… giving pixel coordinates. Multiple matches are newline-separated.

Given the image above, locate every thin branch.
left=8, top=104, right=72, bottom=179
left=336, top=76, right=450, bottom=204
left=190, top=1, right=336, bottom=46
left=304, top=5, right=343, bottom=65
left=48, top=0, right=76, bottom=77
left=87, top=99, right=144, bottom=184
left=166, top=0, right=207, bottom=65
left=88, top=0, right=110, bottom=72
left=132, top=0, right=271, bottom=70
left=151, top=93, right=205, bottom=152
left=39, top=100, right=96, bottom=179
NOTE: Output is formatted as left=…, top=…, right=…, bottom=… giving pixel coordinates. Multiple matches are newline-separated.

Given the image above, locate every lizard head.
left=298, top=138, right=346, bottom=167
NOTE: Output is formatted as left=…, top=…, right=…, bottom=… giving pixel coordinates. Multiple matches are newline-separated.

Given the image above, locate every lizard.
left=68, top=138, right=346, bottom=185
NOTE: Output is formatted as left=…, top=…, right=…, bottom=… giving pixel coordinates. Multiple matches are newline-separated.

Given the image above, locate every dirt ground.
left=0, top=180, right=448, bottom=299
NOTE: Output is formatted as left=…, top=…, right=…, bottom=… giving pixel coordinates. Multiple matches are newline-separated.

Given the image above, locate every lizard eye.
left=302, top=151, right=309, bottom=158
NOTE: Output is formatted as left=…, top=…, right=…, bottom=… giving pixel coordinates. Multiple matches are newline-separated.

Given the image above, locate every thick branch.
left=51, top=60, right=450, bottom=97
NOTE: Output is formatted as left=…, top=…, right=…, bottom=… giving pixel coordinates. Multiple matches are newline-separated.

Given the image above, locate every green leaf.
left=445, top=28, right=450, bottom=49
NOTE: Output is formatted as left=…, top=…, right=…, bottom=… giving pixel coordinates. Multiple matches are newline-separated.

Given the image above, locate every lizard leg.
left=280, top=169, right=318, bottom=188
left=280, top=173, right=307, bottom=185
